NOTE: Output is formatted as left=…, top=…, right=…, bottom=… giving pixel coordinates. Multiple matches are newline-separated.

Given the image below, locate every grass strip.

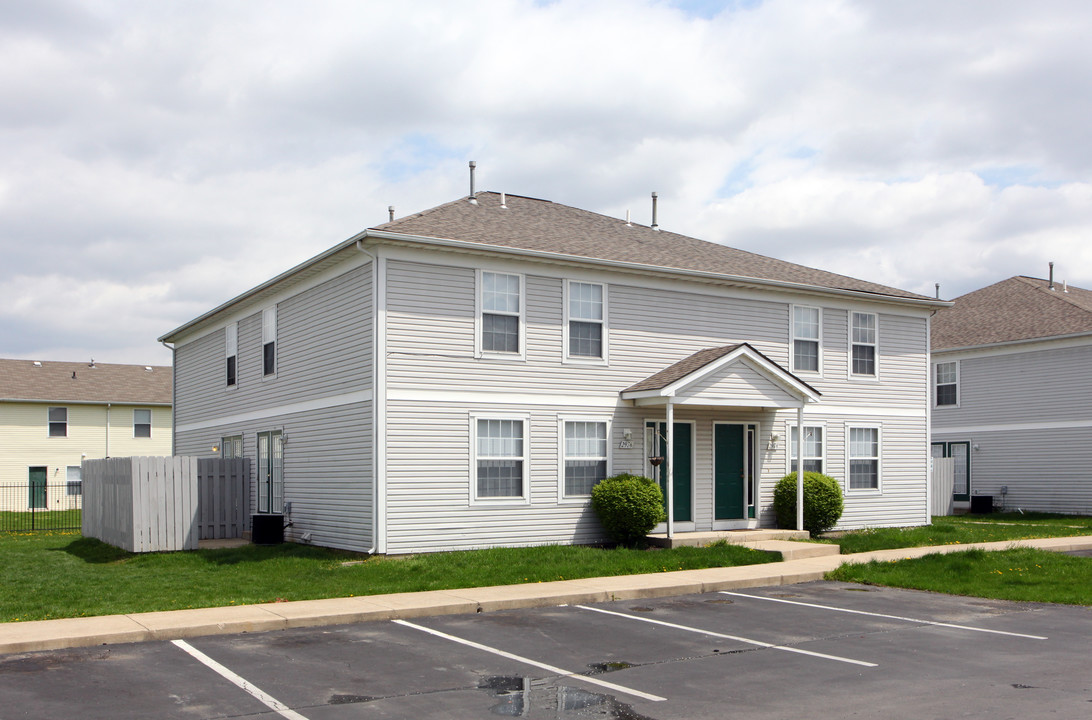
left=0, top=532, right=778, bottom=622
left=827, top=548, right=1092, bottom=605
left=827, top=513, right=1092, bottom=554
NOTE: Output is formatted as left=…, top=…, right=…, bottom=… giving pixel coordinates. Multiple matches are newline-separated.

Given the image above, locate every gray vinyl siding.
left=933, top=344, right=1092, bottom=429
left=932, top=341, right=1092, bottom=513
left=172, top=263, right=375, bottom=552
left=174, top=265, right=373, bottom=425
left=175, top=402, right=374, bottom=552
left=381, top=255, right=930, bottom=547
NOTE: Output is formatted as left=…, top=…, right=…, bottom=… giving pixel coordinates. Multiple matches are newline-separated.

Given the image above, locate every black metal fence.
left=0, top=482, right=82, bottom=533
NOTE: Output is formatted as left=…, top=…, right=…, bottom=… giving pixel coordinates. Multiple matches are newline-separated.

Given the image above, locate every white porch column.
left=797, top=403, right=805, bottom=532
left=666, top=398, right=675, bottom=539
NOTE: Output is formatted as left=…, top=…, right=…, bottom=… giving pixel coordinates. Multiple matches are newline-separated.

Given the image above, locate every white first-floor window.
left=66, top=466, right=82, bottom=496
left=562, top=420, right=608, bottom=498
left=848, top=426, right=880, bottom=490
left=789, top=425, right=824, bottom=474
left=474, top=418, right=527, bottom=500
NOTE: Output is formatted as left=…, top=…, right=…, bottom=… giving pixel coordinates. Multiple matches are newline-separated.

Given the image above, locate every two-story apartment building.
left=931, top=273, right=1092, bottom=513
left=160, top=191, right=947, bottom=554
left=0, top=358, right=172, bottom=511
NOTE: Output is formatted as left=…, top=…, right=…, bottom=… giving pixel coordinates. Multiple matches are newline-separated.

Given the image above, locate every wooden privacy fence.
left=82, top=456, right=198, bottom=552
left=197, top=458, right=250, bottom=540
left=82, top=457, right=250, bottom=552
left=931, top=457, right=955, bottom=516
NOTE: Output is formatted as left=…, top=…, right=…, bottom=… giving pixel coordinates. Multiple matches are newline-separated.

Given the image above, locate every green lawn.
left=825, top=513, right=1092, bottom=554
left=0, top=531, right=777, bottom=622
left=828, top=547, right=1092, bottom=605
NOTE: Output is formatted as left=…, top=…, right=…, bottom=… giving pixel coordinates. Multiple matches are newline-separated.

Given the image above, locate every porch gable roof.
left=619, top=343, right=821, bottom=408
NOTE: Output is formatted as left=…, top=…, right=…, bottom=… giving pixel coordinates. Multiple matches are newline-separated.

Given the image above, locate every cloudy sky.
left=2, top=0, right=1090, bottom=365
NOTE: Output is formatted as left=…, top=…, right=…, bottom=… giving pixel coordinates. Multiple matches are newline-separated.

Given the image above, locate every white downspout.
left=105, top=403, right=111, bottom=458
left=797, top=403, right=805, bottom=533
left=356, top=239, right=381, bottom=554
left=160, top=340, right=176, bottom=456
left=666, top=398, right=675, bottom=539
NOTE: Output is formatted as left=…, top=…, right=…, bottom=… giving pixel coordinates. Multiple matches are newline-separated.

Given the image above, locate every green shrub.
left=773, top=472, right=844, bottom=536
left=591, top=473, right=666, bottom=546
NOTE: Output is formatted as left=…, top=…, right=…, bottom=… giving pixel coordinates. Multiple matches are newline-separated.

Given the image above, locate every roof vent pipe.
left=1049, top=261, right=1055, bottom=290
left=500, top=192, right=507, bottom=209
left=1064, top=280, right=1069, bottom=293
left=468, top=161, right=478, bottom=204
left=388, top=206, right=395, bottom=222
left=651, top=192, right=659, bottom=231
left=935, top=283, right=940, bottom=299
left=626, top=209, right=632, bottom=227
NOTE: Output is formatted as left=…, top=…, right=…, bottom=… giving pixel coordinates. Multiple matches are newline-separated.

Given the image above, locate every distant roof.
left=932, top=276, right=1092, bottom=350
left=0, top=359, right=172, bottom=405
left=378, top=192, right=936, bottom=302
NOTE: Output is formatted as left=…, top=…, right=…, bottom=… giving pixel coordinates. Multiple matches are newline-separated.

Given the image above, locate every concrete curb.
left=3, top=535, right=1091, bottom=655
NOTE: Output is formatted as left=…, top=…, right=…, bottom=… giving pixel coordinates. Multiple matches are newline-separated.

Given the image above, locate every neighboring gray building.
left=931, top=274, right=1092, bottom=513
left=160, top=191, right=947, bottom=554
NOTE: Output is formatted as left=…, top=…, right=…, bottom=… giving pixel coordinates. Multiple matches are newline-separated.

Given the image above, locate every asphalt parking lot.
left=2, top=580, right=1089, bottom=719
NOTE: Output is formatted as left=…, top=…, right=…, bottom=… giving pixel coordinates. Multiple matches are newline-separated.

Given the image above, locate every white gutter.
left=933, top=329, right=1092, bottom=355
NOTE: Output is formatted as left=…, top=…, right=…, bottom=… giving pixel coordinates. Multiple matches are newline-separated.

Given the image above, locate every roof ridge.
left=1019, top=275, right=1092, bottom=316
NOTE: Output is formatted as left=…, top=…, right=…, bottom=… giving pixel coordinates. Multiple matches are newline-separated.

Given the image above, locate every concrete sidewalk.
left=3, top=535, right=1091, bottom=656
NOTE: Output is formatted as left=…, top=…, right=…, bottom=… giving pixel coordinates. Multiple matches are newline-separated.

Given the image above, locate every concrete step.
left=739, top=539, right=841, bottom=561
left=646, top=529, right=810, bottom=549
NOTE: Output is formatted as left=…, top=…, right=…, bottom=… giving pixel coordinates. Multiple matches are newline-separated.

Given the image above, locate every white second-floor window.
left=133, top=409, right=152, bottom=438
left=480, top=272, right=522, bottom=354
left=566, top=281, right=605, bottom=360
left=225, top=322, right=238, bottom=387
left=792, top=306, right=821, bottom=373
left=851, top=312, right=877, bottom=377
left=935, top=361, right=958, bottom=406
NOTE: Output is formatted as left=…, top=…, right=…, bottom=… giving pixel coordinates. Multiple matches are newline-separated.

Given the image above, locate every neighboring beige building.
left=0, top=358, right=172, bottom=511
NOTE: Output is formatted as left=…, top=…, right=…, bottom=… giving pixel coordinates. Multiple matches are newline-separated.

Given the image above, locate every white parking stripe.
left=574, top=604, right=877, bottom=667
left=719, top=592, right=1048, bottom=640
left=393, top=619, right=667, bottom=702
left=172, top=639, right=311, bottom=720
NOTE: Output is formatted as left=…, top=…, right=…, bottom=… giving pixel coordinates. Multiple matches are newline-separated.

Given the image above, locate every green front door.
left=714, top=424, right=746, bottom=519
left=28, top=466, right=47, bottom=509
left=648, top=422, right=692, bottom=523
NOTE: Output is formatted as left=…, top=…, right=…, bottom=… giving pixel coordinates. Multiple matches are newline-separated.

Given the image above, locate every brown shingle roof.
left=932, top=276, right=1092, bottom=350
left=621, top=342, right=818, bottom=397
left=623, top=345, right=746, bottom=393
left=0, top=359, right=172, bottom=405
left=379, top=192, right=934, bottom=302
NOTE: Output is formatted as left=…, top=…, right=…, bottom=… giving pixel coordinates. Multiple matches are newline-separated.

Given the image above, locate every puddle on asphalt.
left=586, top=661, right=636, bottom=674
left=478, top=675, right=656, bottom=719
left=628, top=606, right=655, bottom=612
left=842, top=587, right=875, bottom=592
left=704, top=598, right=734, bottom=604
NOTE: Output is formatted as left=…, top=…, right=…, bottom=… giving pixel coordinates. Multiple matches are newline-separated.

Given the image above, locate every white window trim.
left=563, top=280, right=609, bottom=365
left=846, top=422, right=882, bottom=494
left=470, top=413, right=531, bottom=505
left=133, top=408, right=152, bottom=439
left=225, top=322, right=239, bottom=390
left=785, top=421, right=827, bottom=476
left=790, top=304, right=823, bottom=376
left=848, top=310, right=880, bottom=381
left=262, top=306, right=278, bottom=380
left=934, top=360, right=959, bottom=408
left=556, top=414, right=612, bottom=503
left=475, top=270, right=526, bottom=361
